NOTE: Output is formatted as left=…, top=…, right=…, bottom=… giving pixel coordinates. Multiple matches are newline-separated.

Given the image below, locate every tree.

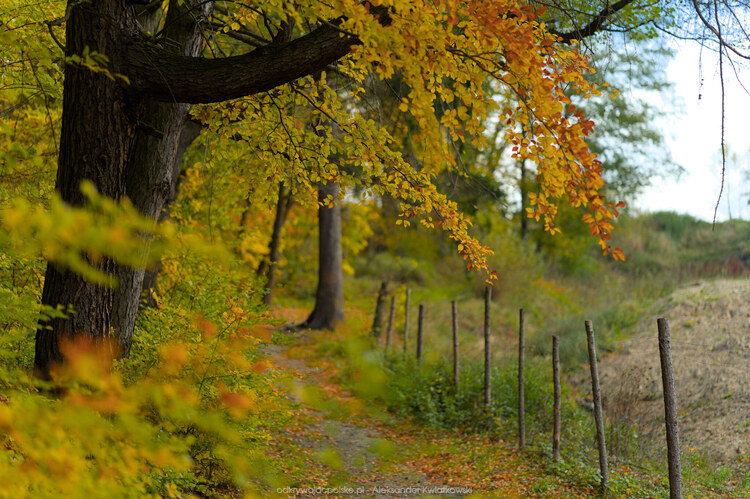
left=30, top=0, right=672, bottom=377
left=33, top=0, right=386, bottom=376
left=139, top=119, right=204, bottom=307
left=521, top=41, right=681, bottom=255
left=300, top=182, right=345, bottom=330
left=256, top=182, right=294, bottom=307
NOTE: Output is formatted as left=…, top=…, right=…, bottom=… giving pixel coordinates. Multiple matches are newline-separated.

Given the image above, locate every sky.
left=634, top=40, right=750, bottom=221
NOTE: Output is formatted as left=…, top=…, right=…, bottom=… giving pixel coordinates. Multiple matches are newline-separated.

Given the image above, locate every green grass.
left=283, top=211, right=750, bottom=496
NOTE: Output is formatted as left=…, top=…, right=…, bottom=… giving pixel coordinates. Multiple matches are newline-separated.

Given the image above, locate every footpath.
left=261, top=309, right=595, bottom=498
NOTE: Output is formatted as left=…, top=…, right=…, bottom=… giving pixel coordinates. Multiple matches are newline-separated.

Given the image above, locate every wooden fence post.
left=484, top=286, right=492, bottom=408
left=403, top=288, right=411, bottom=356
left=552, top=335, right=561, bottom=463
left=585, top=320, right=609, bottom=492
left=417, top=304, right=425, bottom=364
left=658, top=318, right=683, bottom=499
left=518, top=308, right=526, bottom=450
left=385, top=295, right=396, bottom=350
left=452, top=300, right=459, bottom=391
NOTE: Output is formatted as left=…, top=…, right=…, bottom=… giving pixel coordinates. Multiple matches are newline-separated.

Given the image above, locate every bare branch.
left=549, top=0, right=637, bottom=42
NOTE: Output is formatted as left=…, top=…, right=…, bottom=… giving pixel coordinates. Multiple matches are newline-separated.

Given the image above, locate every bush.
left=380, top=352, right=555, bottom=437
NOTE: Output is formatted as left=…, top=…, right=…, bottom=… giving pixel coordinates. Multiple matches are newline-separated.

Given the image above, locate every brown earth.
left=577, top=279, right=750, bottom=468
left=264, top=340, right=457, bottom=498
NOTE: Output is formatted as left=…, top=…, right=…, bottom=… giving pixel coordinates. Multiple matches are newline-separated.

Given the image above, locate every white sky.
left=634, top=40, right=750, bottom=221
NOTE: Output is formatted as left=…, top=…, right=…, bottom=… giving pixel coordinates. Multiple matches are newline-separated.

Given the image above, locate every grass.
left=291, top=304, right=750, bottom=497
left=270, top=211, right=750, bottom=496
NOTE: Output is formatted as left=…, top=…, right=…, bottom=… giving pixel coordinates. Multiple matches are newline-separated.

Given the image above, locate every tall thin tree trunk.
left=300, top=182, right=344, bottom=330
left=257, top=182, right=293, bottom=307
left=520, top=158, right=528, bottom=239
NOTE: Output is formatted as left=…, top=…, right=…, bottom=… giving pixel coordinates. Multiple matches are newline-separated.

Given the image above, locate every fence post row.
left=585, top=320, right=609, bottom=492
left=518, top=308, right=526, bottom=450
left=658, top=318, right=683, bottom=499
left=372, top=292, right=683, bottom=492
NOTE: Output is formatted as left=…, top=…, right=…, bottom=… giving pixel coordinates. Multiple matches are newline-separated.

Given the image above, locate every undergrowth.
left=308, top=325, right=750, bottom=498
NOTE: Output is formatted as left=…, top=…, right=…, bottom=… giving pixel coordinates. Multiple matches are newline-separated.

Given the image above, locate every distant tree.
left=256, top=182, right=294, bottom=307
left=300, top=182, right=345, bottom=330
left=579, top=44, right=681, bottom=200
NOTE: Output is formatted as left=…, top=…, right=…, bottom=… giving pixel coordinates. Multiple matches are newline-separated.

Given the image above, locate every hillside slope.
left=588, top=279, right=750, bottom=468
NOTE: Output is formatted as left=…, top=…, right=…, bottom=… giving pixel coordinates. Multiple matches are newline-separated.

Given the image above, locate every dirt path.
left=265, top=339, right=465, bottom=498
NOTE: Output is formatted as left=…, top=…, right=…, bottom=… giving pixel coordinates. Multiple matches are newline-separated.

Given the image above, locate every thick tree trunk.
left=300, top=182, right=344, bottom=330
left=113, top=101, right=192, bottom=357
left=114, top=1, right=211, bottom=358
left=114, top=98, right=191, bottom=354
left=34, top=0, right=141, bottom=378
left=257, top=182, right=293, bottom=307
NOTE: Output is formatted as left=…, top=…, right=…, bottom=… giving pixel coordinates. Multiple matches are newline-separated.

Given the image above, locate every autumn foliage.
left=196, top=0, right=625, bottom=278
left=0, top=0, right=634, bottom=495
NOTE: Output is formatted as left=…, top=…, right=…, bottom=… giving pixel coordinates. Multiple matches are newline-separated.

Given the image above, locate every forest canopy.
left=1, top=0, right=749, bottom=494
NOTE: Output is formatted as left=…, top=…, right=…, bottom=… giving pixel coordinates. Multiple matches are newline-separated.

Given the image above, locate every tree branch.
left=125, top=7, right=390, bottom=104
left=548, top=0, right=637, bottom=42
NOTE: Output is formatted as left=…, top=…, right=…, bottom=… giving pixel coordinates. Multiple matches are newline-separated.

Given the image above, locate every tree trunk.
left=35, top=0, right=213, bottom=375
left=34, top=0, right=141, bottom=378
left=139, top=118, right=203, bottom=309
left=300, top=182, right=344, bottom=330
left=113, top=101, right=191, bottom=357
left=370, top=281, right=389, bottom=338
left=257, top=182, right=293, bottom=307
left=114, top=1, right=212, bottom=358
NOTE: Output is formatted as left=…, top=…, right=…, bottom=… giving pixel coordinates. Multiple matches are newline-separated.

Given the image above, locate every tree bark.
left=114, top=1, right=212, bottom=358
left=121, top=8, right=390, bottom=104
left=257, top=182, right=293, bottom=307
left=370, top=281, right=389, bottom=338
left=34, top=0, right=141, bottom=378
left=140, top=118, right=204, bottom=308
left=300, top=182, right=344, bottom=330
